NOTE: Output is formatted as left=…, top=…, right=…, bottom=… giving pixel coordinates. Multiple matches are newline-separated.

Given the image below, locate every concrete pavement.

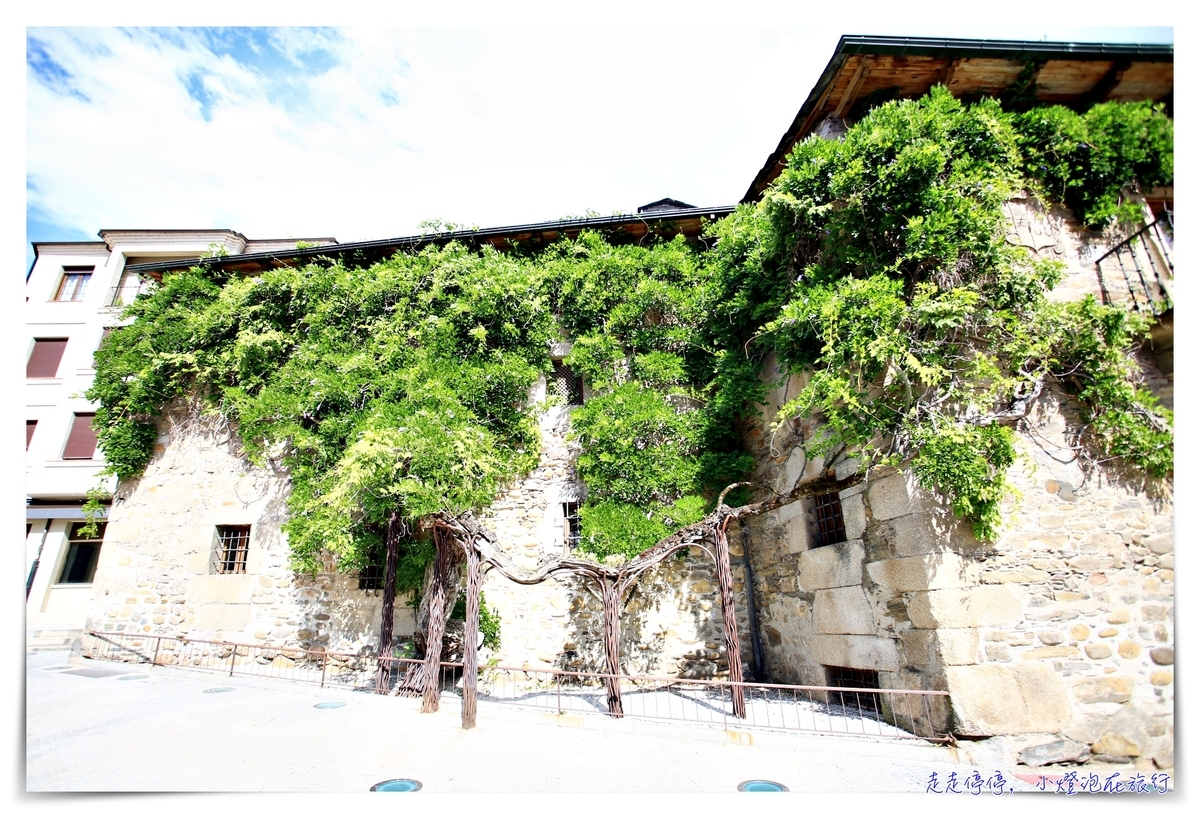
left=22, top=649, right=1045, bottom=793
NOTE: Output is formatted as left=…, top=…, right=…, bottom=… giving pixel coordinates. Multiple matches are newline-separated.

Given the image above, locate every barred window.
left=213, top=525, right=251, bottom=574
left=358, top=551, right=385, bottom=591
left=58, top=522, right=105, bottom=584
left=550, top=361, right=583, bottom=405
left=825, top=665, right=881, bottom=715
left=562, top=502, right=581, bottom=552
left=810, top=491, right=847, bottom=547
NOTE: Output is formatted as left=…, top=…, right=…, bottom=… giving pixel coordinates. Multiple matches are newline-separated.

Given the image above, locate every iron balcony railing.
left=106, top=281, right=157, bottom=307
left=82, top=631, right=951, bottom=742
left=1095, top=214, right=1174, bottom=316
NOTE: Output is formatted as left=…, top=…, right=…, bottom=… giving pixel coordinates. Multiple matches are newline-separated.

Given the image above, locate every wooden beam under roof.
left=743, top=34, right=1173, bottom=203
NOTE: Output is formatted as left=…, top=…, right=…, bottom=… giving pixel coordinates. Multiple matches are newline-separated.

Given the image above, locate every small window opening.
left=550, top=361, right=583, bottom=405
left=562, top=502, right=581, bottom=552
left=358, top=549, right=385, bottom=591
left=825, top=665, right=881, bottom=715
left=810, top=490, right=847, bottom=547
left=58, top=522, right=106, bottom=584
left=213, top=525, right=251, bottom=574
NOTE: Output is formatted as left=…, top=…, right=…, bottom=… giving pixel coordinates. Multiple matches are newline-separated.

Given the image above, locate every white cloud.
left=26, top=23, right=1174, bottom=245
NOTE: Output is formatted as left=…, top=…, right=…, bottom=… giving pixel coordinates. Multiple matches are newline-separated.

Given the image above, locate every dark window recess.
left=825, top=665, right=881, bottom=715
left=562, top=502, right=581, bottom=551
left=27, top=338, right=68, bottom=378
left=550, top=361, right=583, bottom=405
left=810, top=491, right=847, bottom=547
left=55, top=268, right=93, bottom=302
left=26, top=420, right=37, bottom=449
left=214, top=525, right=251, bottom=574
left=58, top=522, right=106, bottom=584
left=358, top=551, right=386, bottom=590
left=62, top=414, right=99, bottom=460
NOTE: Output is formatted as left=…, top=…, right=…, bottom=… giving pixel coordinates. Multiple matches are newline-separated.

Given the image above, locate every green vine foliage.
left=88, top=87, right=1172, bottom=572
left=707, top=87, right=1172, bottom=539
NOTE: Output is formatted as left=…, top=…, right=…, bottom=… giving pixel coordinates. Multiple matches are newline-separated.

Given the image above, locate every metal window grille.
left=358, top=553, right=385, bottom=590
left=214, top=525, right=251, bottom=574
left=55, top=269, right=92, bottom=302
left=550, top=361, right=583, bottom=405
left=58, top=523, right=106, bottom=584
left=810, top=491, right=847, bottom=547
left=562, top=502, right=581, bottom=552
left=825, top=665, right=882, bottom=715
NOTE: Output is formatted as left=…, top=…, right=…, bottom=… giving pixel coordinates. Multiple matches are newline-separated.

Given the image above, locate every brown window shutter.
left=27, top=339, right=68, bottom=378
left=26, top=420, right=37, bottom=449
left=63, top=413, right=98, bottom=460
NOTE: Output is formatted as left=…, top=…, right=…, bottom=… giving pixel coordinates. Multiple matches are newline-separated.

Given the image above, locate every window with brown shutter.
left=27, top=338, right=68, bottom=378
left=62, top=413, right=98, bottom=460
left=54, top=268, right=93, bottom=302
left=26, top=420, right=37, bottom=449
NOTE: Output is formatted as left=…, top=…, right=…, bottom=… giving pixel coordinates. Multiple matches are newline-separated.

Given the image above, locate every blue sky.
left=24, top=21, right=1174, bottom=260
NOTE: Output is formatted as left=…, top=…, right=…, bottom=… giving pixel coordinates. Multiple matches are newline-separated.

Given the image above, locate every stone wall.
left=741, top=281, right=1173, bottom=768
left=475, top=390, right=752, bottom=679
left=88, top=388, right=753, bottom=683
left=87, top=412, right=415, bottom=652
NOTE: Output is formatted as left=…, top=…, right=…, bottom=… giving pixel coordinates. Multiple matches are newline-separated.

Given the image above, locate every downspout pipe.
left=739, top=522, right=765, bottom=682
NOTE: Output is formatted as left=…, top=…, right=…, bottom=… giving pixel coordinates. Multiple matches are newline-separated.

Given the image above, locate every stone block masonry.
left=744, top=383, right=1173, bottom=767
left=88, top=394, right=747, bottom=686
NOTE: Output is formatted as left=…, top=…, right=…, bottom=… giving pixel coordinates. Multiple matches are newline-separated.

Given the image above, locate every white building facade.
left=25, top=229, right=335, bottom=647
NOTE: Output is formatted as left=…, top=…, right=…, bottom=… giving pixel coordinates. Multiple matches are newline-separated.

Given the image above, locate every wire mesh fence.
left=82, top=632, right=950, bottom=741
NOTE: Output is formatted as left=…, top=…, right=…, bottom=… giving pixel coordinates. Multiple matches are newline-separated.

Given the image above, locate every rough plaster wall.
left=92, top=394, right=751, bottom=682
left=87, top=413, right=414, bottom=652
left=478, top=397, right=752, bottom=678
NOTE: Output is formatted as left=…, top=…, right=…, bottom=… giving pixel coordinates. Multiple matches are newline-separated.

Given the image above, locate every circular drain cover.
left=314, top=701, right=345, bottom=709
left=117, top=674, right=149, bottom=681
left=203, top=687, right=235, bottom=694
left=371, top=779, right=423, bottom=792
left=737, top=780, right=789, bottom=792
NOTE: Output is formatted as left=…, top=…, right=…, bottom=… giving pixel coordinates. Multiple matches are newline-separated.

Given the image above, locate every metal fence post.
left=556, top=672, right=562, bottom=714
left=152, top=635, right=162, bottom=666
left=229, top=643, right=237, bottom=677
left=320, top=651, right=328, bottom=688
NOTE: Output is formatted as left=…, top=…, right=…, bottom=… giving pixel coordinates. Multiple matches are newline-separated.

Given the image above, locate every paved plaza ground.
left=21, top=648, right=1174, bottom=804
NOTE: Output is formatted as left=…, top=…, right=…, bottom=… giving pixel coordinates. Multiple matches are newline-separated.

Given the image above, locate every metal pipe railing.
left=1095, top=215, right=1174, bottom=315
left=81, top=630, right=952, bottom=742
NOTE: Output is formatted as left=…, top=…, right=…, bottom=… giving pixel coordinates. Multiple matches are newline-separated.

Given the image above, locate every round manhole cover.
left=737, top=780, right=789, bottom=792
left=203, top=687, right=235, bottom=694
left=371, top=779, right=423, bottom=792
left=314, top=701, right=345, bottom=709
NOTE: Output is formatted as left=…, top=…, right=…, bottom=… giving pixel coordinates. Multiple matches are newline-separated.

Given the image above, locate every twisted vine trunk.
left=600, top=577, right=624, bottom=717
left=461, top=540, right=482, bottom=729
left=713, top=520, right=746, bottom=719
left=421, top=525, right=453, bottom=712
left=374, top=511, right=403, bottom=694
